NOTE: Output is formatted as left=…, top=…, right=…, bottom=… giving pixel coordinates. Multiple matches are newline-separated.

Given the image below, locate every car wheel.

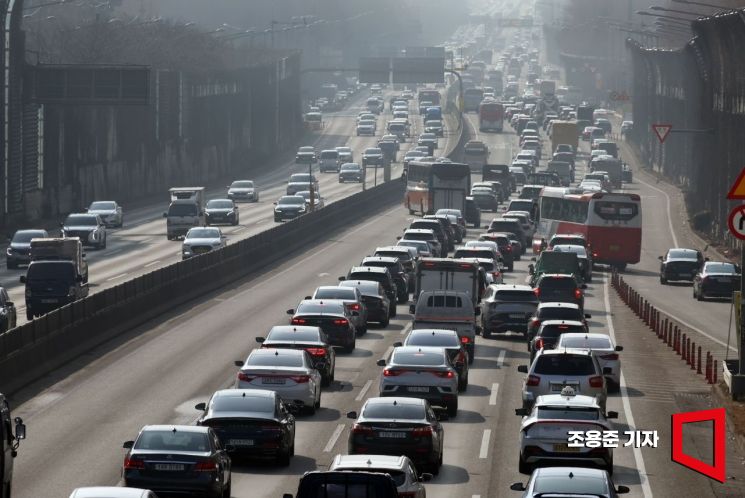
left=222, top=478, right=232, bottom=498
left=390, top=303, right=397, bottom=318
left=518, top=453, right=532, bottom=474
left=358, top=326, right=367, bottom=336
left=507, top=263, right=514, bottom=272
left=458, top=371, right=468, bottom=392
left=315, top=389, right=321, bottom=410
left=276, top=446, right=292, bottom=467
left=26, top=310, right=33, bottom=321
left=381, top=315, right=390, bottom=327
left=660, top=275, right=667, bottom=285
left=697, top=290, right=704, bottom=301
left=321, top=374, right=331, bottom=387
left=343, top=339, right=356, bottom=354
left=447, top=398, right=458, bottom=417
left=482, top=327, right=491, bottom=339
left=6, top=261, right=16, bottom=270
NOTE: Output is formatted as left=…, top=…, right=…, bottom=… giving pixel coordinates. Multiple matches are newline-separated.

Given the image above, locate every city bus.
left=534, top=189, right=642, bottom=269
left=463, top=88, right=484, bottom=112
left=405, top=161, right=471, bottom=215
left=418, top=89, right=441, bottom=108
left=478, top=100, right=504, bottom=132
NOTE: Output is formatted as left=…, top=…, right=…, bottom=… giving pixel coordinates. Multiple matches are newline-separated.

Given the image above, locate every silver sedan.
left=87, top=201, right=123, bottom=228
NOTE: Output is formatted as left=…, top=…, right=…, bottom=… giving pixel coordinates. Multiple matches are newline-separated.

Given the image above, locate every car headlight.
left=6, top=248, right=11, bottom=256
left=275, top=207, right=282, bottom=212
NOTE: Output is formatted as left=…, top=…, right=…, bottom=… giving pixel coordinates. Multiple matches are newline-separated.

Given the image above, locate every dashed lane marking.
left=355, top=379, right=373, bottom=402
left=106, top=273, right=128, bottom=282
left=143, top=260, right=160, bottom=268
left=323, top=423, right=346, bottom=453
left=489, top=383, right=499, bottom=405
left=479, top=429, right=491, bottom=459
left=496, top=350, right=506, bottom=368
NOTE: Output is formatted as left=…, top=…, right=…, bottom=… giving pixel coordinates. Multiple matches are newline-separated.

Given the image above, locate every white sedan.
left=181, top=227, right=225, bottom=259
left=557, top=333, right=623, bottom=388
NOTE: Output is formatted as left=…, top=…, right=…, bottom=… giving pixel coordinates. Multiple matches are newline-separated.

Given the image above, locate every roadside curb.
left=711, top=381, right=745, bottom=454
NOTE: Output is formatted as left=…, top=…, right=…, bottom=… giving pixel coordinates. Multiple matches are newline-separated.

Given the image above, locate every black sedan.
left=339, top=280, right=392, bottom=327
left=287, top=300, right=358, bottom=353
left=471, top=189, right=500, bottom=212
left=122, top=425, right=232, bottom=498
left=360, top=256, right=409, bottom=303
left=0, top=287, right=16, bottom=333
left=195, top=389, right=296, bottom=466
left=205, top=199, right=239, bottom=226
left=659, top=248, right=704, bottom=284
left=347, top=397, right=446, bottom=475
left=693, top=261, right=741, bottom=301
left=256, top=324, right=336, bottom=385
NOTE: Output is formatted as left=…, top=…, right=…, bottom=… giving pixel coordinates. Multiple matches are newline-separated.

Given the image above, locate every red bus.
left=478, top=100, right=504, bottom=132
left=418, top=89, right=441, bottom=107
left=534, top=189, right=642, bottom=270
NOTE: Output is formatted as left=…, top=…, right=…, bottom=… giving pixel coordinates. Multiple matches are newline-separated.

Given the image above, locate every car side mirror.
left=510, top=482, right=526, bottom=491
left=338, top=276, right=346, bottom=281
left=376, top=359, right=387, bottom=367
left=273, top=202, right=277, bottom=205
left=5, top=301, right=12, bottom=307
left=585, top=313, right=592, bottom=319
left=234, top=360, right=244, bottom=367
left=528, top=264, right=534, bottom=274
left=409, top=304, right=416, bottom=314
left=19, top=276, right=25, bottom=284
left=617, top=485, right=630, bottom=494
left=658, top=255, right=663, bottom=261
left=123, top=440, right=134, bottom=449
left=13, top=418, right=25, bottom=440
left=304, top=296, right=312, bottom=300
left=705, top=257, right=710, bottom=262
left=194, top=402, right=206, bottom=411
left=346, top=411, right=358, bottom=419
left=515, top=408, right=529, bottom=416
left=603, top=367, right=612, bottom=375
left=615, top=345, right=623, bottom=351
left=483, top=225, right=490, bottom=229
left=419, top=473, right=433, bottom=482
left=393, top=341, right=403, bottom=347
left=255, top=337, right=265, bottom=343
left=517, top=365, right=528, bottom=373
left=286, top=309, right=295, bottom=315
left=530, top=257, right=536, bottom=261
left=396, top=236, right=402, bottom=240
left=162, top=213, right=167, bottom=218
left=607, top=411, right=619, bottom=419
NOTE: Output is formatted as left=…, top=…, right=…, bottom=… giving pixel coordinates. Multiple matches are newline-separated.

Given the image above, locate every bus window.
left=593, top=201, right=638, bottom=221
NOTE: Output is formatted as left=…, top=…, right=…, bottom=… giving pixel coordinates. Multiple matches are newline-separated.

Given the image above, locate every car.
left=296, top=190, right=325, bottom=210
left=659, top=248, right=704, bottom=284
left=311, top=285, right=368, bottom=335
left=399, top=328, right=470, bottom=391
left=338, top=162, right=363, bottom=183
left=621, top=120, right=633, bottom=134
left=335, top=146, right=354, bottom=164
left=518, top=348, right=608, bottom=411
left=344, top=266, right=398, bottom=316
left=181, top=227, right=225, bottom=259
left=257, top=324, right=337, bottom=385
left=416, top=216, right=453, bottom=252
left=528, top=320, right=588, bottom=362
left=287, top=470, right=399, bottom=498
left=534, top=274, right=585, bottom=309
left=373, top=245, right=417, bottom=283
left=458, top=242, right=501, bottom=263
left=346, top=397, right=446, bottom=476
left=329, top=454, right=431, bottom=497
left=554, top=144, right=575, bottom=155
left=404, top=150, right=428, bottom=169
left=481, top=284, right=539, bottom=338
left=204, top=199, right=239, bottom=226
left=397, top=239, right=433, bottom=258
left=436, top=208, right=467, bottom=239
left=400, top=228, right=442, bottom=258
left=61, top=213, right=107, bottom=249
left=479, top=232, right=515, bottom=271
left=6, top=229, right=48, bottom=269
left=548, top=233, right=590, bottom=253
left=527, top=302, right=591, bottom=345
left=551, top=244, right=593, bottom=282
left=338, top=279, right=391, bottom=327
left=470, top=189, right=500, bottom=212
left=286, top=173, right=319, bottom=195
left=68, top=488, right=158, bottom=498
left=515, top=387, right=618, bottom=474
left=122, top=425, right=231, bottom=498
left=362, top=147, right=385, bottom=167
left=287, top=299, right=358, bottom=353
left=319, top=149, right=341, bottom=172
left=227, top=180, right=259, bottom=202
left=357, top=121, right=376, bottom=136
left=377, top=346, right=459, bottom=416
left=417, top=133, right=438, bottom=150
left=595, top=118, right=612, bottom=134
left=274, top=195, right=308, bottom=222
left=488, top=218, right=529, bottom=247
left=510, top=466, right=629, bottom=496
left=557, top=333, right=623, bottom=388
left=234, top=348, right=323, bottom=414
left=295, top=146, right=317, bottom=164
left=424, top=119, right=444, bottom=137
left=693, top=261, right=741, bottom=300
left=86, top=201, right=123, bottom=228
left=360, top=256, right=409, bottom=303
left=503, top=211, right=535, bottom=241
left=0, top=287, right=17, bottom=332
left=194, top=388, right=296, bottom=465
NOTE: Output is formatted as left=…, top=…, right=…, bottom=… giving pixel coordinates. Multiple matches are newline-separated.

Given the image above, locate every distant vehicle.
left=287, top=299, right=358, bottom=353
left=405, top=161, right=471, bottom=215
left=463, top=88, right=484, bottom=112
left=6, top=229, right=48, bottom=269
left=68, top=488, right=157, bottom=498
left=296, top=190, right=325, bottom=210
left=61, top=213, right=107, bottom=249
left=86, top=201, right=123, bottom=228
left=274, top=195, right=307, bottom=222
left=1, top=394, right=25, bottom=498
left=659, top=248, right=704, bottom=284
left=411, top=290, right=478, bottom=362
left=227, top=180, right=258, bottom=202
left=22, top=253, right=90, bottom=320
left=164, top=187, right=205, bottom=240
left=335, top=146, right=354, bottom=164
left=181, top=227, right=225, bottom=260
left=510, top=467, right=630, bottom=496
left=284, top=470, right=400, bottom=498
left=362, top=148, right=384, bottom=167
left=557, top=333, right=623, bottom=387
left=464, top=141, right=490, bottom=173
left=424, top=119, right=444, bottom=137
left=479, top=100, right=504, bottom=132
left=122, top=425, right=231, bottom=498
left=310, top=285, right=368, bottom=336
left=693, top=261, right=741, bottom=301
left=295, top=146, right=317, bottom=164
left=286, top=173, right=318, bottom=196
left=338, top=279, right=391, bottom=327
left=204, top=199, right=239, bottom=226
left=338, top=163, right=363, bottom=183
left=329, top=454, right=431, bottom=498
left=318, top=149, right=341, bottom=173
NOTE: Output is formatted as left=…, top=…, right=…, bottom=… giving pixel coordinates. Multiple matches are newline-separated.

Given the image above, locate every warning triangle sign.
left=652, top=124, right=672, bottom=144
left=728, top=167, right=745, bottom=200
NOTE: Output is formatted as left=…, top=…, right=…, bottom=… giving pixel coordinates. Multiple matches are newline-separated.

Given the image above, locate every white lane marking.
left=603, top=274, right=653, bottom=497
left=496, top=350, right=506, bottom=367
left=318, top=272, right=329, bottom=277
left=400, top=322, right=412, bottom=335
left=645, top=302, right=734, bottom=352
left=233, top=226, right=247, bottom=232
left=324, top=423, right=346, bottom=452
left=489, top=383, right=499, bottom=406
left=637, top=177, right=678, bottom=248
left=355, top=379, right=373, bottom=402
left=143, top=260, right=161, bottom=268
left=256, top=220, right=266, bottom=225
left=138, top=238, right=152, bottom=244
left=106, top=249, right=122, bottom=256
left=106, top=273, right=128, bottom=282
left=479, top=429, right=491, bottom=459
left=472, top=495, right=481, bottom=498
left=382, top=345, right=394, bottom=361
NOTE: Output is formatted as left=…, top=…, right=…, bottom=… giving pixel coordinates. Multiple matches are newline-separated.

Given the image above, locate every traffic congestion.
left=2, top=0, right=745, bottom=498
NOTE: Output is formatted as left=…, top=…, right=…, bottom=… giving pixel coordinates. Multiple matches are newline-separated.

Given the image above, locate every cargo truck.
left=577, top=105, right=595, bottom=123
left=164, top=187, right=206, bottom=240
left=550, top=120, right=579, bottom=155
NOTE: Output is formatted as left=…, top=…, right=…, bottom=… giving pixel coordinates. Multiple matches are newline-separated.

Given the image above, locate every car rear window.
left=533, top=475, right=608, bottom=494
left=393, top=351, right=445, bottom=366
left=536, top=407, right=599, bottom=421
left=551, top=237, right=585, bottom=247
left=560, top=336, right=613, bottom=349
left=268, top=329, right=320, bottom=342
left=509, top=201, right=534, bottom=212
left=375, top=251, right=412, bottom=262
left=135, top=430, right=210, bottom=452
left=533, top=355, right=596, bottom=375
left=425, top=295, right=463, bottom=307
left=538, top=308, right=583, bottom=321
left=247, top=353, right=303, bottom=367
left=362, top=403, right=425, bottom=420
left=538, top=324, right=586, bottom=338
left=495, top=290, right=536, bottom=302
left=314, top=288, right=356, bottom=300
left=211, top=395, right=274, bottom=415
left=539, top=278, right=576, bottom=290
left=454, top=249, right=493, bottom=259
left=668, top=249, right=698, bottom=259
left=350, top=272, right=386, bottom=284
left=320, top=151, right=339, bottom=159
left=489, top=221, right=520, bottom=232
left=407, top=333, right=460, bottom=347
left=705, top=262, right=738, bottom=274
left=296, top=302, right=345, bottom=314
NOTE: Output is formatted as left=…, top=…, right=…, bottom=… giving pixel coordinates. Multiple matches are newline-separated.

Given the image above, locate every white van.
left=318, top=149, right=341, bottom=173
left=411, top=290, right=478, bottom=362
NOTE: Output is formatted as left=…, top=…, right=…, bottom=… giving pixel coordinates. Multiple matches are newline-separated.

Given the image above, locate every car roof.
left=349, top=266, right=388, bottom=274
left=331, top=454, right=408, bottom=472
left=268, top=325, right=322, bottom=336
left=538, top=302, right=581, bottom=309
left=250, top=348, right=305, bottom=358
left=533, top=466, right=608, bottom=479
left=212, top=388, right=276, bottom=400
left=492, top=283, right=533, bottom=291
left=535, top=393, right=600, bottom=408
left=409, top=328, right=459, bottom=338
left=141, top=424, right=209, bottom=434
left=558, top=332, right=614, bottom=343
left=540, top=320, right=585, bottom=327
left=70, top=488, right=151, bottom=498
left=365, top=396, right=425, bottom=407
left=404, top=228, right=435, bottom=235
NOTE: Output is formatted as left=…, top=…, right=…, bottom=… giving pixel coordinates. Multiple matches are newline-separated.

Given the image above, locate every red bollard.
left=697, top=346, right=702, bottom=374
left=714, top=360, right=718, bottom=383
left=683, top=335, right=688, bottom=363
left=691, top=342, right=697, bottom=370
left=706, top=353, right=712, bottom=383
left=675, top=327, right=681, bottom=354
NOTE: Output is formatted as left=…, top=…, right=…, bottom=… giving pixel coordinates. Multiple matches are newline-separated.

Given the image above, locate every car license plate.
left=195, top=247, right=210, bottom=254
left=716, top=277, right=731, bottom=283
left=509, top=313, right=524, bottom=319
left=262, top=377, right=286, bottom=385
left=41, top=298, right=58, bottom=304
left=228, top=439, right=254, bottom=446
left=407, top=386, right=429, bottom=393
left=550, top=383, right=578, bottom=392
left=679, top=273, right=691, bottom=278
left=553, top=443, right=580, bottom=453
left=154, top=463, right=184, bottom=471
left=378, top=432, right=406, bottom=439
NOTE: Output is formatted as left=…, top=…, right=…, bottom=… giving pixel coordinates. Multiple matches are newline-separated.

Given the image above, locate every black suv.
left=410, top=219, right=451, bottom=254
left=360, top=256, right=409, bottom=303
left=528, top=320, right=588, bottom=362
left=343, top=267, right=397, bottom=317
left=479, top=232, right=515, bottom=271
left=534, top=274, right=585, bottom=310
left=480, top=284, right=539, bottom=338
left=464, top=197, right=482, bottom=228
left=487, top=218, right=529, bottom=247
left=659, top=248, right=704, bottom=284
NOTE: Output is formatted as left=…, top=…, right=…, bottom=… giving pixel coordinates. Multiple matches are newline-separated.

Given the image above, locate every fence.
left=627, top=9, right=745, bottom=247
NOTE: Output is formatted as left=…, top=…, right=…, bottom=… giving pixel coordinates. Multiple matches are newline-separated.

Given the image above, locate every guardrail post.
left=706, top=352, right=712, bottom=383
left=682, top=334, right=688, bottom=362
left=690, top=341, right=697, bottom=369
left=675, top=326, right=680, bottom=354
left=714, top=360, right=718, bottom=383
left=697, top=346, right=702, bottom=374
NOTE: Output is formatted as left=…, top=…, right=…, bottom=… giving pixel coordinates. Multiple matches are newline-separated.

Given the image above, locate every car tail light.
left=194, top=460, right=218, bottom=472
left=123, top=455, right=145, bottom=470
left=333, top=319, right=349, bottom=326
left=460, top=336, right=471, bottom=344
left=574, top=288, right=582, bottom=299
left=347, top=303, right=361, bottom=311
left=530, top=318, right=540, bottom=327
left=589, top=376, right=604, bottom=388
left=352, top=423, right=373, bottom=435
left=306, top=347, right=327, bottom=357
left=505, top=245, right=512, bottom=252
left=535, top=338, right=544, bottom=350
left=411, top=426, right=433, bottom=437
left=289, top=375, right=310, bottom=383
left=237, top=372, right=255, bottom=382
left=600, top=353, right=619, bottom=361
left=533, top=288, right=540, bottom=298
left=526, top=375, right=541, bottom=386
left=433, top=370, right=455, bottom=378
left=383, top=368, right=403, bottom=377
left=593, top=252, right=598, bottom=258
left=291, top=318, right=306, bottom=325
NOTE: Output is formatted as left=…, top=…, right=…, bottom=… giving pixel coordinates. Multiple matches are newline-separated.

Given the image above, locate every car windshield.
left=362, top=403, right=425, bottom=420
left=168, top=204, right=198, bottom=216
left=268, top=328, right=320, bottom=342
left=341, top=164, right=360, bottom=171
left=553, top=245, right=587, bottom=257
left=705, top=262, right=738, bottom=274
left=364, top=148, right=382, bottom=154
left=339, top=281, right=380, bottom=295
left=12, top=230, right=45, bottom=243
left=89, top=202, right=115, bottom=210
left=403, top=232, right=433, bottom=241
left=320, top=151, right=338, bottom=159
left=206, top=200, right=233, bottom=209
left=289, top=174, right=312, bottom=182
left=297, top=302, right=345, bottom=314
left=407, top=333, right=459, bottom=347
left=668, top=249, right=698, bottom=259
left=186, top=228, right=219, bottom=239
left=135, top=430, right=210, bottom=452
left=279, top=196, right=305, bottom=205
left=534, top=355, right=596, bottom=375
left=539, top=307, right=582, bottom=320
left=246, top=353, right=303, bottom=367
left=536, top=406, right=600, bottom=421
left=314, top=288, right=356, bottom=300
left=210, top=395, right=274, bottom=415
left=393, top=350, right=445, bottom=366
left=65, top=215, right=97, bottom=226
left=27, top=262, right=74, bottom=280
left=509, top=201, right=534, bottom=212
left=560, top=336, right=613, bottom=349
left=231, top=181, right=254, bottom=188
left=533, top=474, right=609, bottom=494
